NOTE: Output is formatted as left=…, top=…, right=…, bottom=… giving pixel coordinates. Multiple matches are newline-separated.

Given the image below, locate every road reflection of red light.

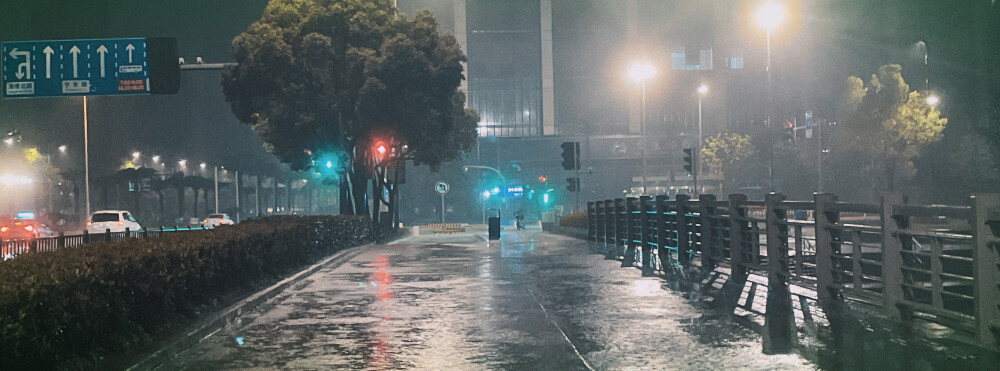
left=369, top=256, right=394, bottom=370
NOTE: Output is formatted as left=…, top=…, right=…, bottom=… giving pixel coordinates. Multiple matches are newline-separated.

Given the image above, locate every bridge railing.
left=587, top=193, right=1000, bottom=352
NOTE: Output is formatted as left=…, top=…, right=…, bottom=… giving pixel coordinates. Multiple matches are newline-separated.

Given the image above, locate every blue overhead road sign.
left=2, top=38, right=150, bottom=98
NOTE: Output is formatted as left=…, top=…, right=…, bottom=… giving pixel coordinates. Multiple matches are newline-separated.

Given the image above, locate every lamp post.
left=756, top=1, right=785, bottom=128
left=755, top=1, right=785, bottom=192
left=696, top=84, right=708, bottom=194
left=628, top=61, right=657, bottom=195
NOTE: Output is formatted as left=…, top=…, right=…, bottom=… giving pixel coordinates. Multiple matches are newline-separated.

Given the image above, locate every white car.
left=201, top=213, right=235, bottom=227
left=87, top=210, right=143, bottom=234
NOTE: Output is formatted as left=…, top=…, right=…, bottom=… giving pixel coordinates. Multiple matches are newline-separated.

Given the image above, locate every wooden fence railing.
left=587, top=193, right=1000, bottom=353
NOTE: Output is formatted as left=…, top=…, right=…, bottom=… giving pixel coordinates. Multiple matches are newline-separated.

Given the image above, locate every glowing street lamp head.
left=152, top=155, right=160, bottom=162
left=755, top=1, right=786, bottom=31
left=132, top=151, right=141, bottom=159
left=178, top=159, right=187, bottom=167
left=58, top=145, right=67, bottom=153
left=325, top=160, right=334, bottom=169
left=199, top=162, right=207, bottom=170
left=926, top=95, right=940, bottom=106
left=697, top=84, right=709, bottom=95
left=627, top=62, right=657, bottom=84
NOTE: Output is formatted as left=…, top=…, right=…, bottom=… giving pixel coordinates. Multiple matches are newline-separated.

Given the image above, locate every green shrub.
left=559, top=212, right=588, bottom=229
left=0, top=215, right=371, bottom=369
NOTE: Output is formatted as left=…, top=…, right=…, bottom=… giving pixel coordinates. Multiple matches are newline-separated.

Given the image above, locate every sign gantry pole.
left=83, top=96, right=90, bottom=219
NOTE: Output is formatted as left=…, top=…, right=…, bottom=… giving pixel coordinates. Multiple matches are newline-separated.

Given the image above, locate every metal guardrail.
left=588, top=193, right=1000, bottom=352
left=1, top=226, right=216, bottom=260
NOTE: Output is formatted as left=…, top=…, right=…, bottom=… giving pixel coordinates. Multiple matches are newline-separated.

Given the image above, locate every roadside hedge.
left=0, top=215, right=371, bottom=369
left=559, top=211, right=588, bottom=229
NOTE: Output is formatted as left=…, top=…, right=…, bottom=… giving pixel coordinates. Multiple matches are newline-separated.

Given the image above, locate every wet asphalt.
left=159, top=230, right=814, bottom=370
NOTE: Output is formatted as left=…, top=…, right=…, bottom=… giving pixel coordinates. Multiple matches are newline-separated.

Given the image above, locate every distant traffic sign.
left=434, top=181, right=450, bottom=195
left=2, top=38, right=153, bottom=98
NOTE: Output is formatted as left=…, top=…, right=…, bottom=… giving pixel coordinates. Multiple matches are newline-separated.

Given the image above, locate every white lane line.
left=527, top=287, right=596, bottom=371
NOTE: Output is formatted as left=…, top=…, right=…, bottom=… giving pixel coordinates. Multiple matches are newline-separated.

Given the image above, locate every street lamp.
left=926, top=94, right=940, bottom=106
left=696, top=84, right=708, bottom=194
left=755, top=0, right=785, bottom=127
left=628, top=61, right=657, bottom=195
left=916, top=41, right=929, bottom=90
left=58, top=145, right=67, bottom=154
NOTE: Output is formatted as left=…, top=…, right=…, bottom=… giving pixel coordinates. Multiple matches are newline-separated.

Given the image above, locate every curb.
left=128, top=244, right=373, bottom=371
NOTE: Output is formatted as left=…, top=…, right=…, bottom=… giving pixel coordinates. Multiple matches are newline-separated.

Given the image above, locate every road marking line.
left=527, top=287, right=596, bottom=371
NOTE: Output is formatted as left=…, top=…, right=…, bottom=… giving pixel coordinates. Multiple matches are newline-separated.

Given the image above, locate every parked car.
left=87, top=210, right=142, bottom=234
left=201, top=213, right=235, bottom=227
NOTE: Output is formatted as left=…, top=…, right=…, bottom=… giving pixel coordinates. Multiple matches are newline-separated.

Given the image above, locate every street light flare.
left=627, top=62, right=656, bottom=83
left=755, top=1, right=786, bottom=30
left=926, top=94, right=940, bottom=106
left=698, top=84, right=709, bottom=95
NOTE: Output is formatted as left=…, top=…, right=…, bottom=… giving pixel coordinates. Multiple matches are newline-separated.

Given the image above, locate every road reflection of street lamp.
left=697, top=84, right=708, bottom=194
left=628, top=61, right=656, bottom=195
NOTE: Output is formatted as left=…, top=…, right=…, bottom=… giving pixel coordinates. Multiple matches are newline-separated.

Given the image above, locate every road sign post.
left=435, top=181, right=449, bottom=223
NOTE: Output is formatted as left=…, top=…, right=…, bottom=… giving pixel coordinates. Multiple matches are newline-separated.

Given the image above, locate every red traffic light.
left=538, top=175, right=547, bottom=182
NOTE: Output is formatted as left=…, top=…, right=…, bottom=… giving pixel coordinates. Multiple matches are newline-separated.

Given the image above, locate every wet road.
left=161, top=230, right=813, bottom=370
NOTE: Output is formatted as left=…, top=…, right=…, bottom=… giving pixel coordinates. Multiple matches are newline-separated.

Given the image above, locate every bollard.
left=57, top=231, right=65, bottom=249
left=105, top=228, right=112, bottom=243
left=488, top=209, right=501, bottom=240
left=83, top=230, right=90, bottom=245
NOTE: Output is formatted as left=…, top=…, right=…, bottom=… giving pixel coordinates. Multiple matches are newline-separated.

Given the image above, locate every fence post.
left=622, top=197, right=638, bottom=266
left=105, top=228, right=112, bottom=243
left=700, top=194, right=718, bottom=274
left=83, top=230, right=90, bottom=244
left=764, top=192, right=794, bottom=354
left=656, top=195, right=669, bottom=273
left=675, top=194, right=691, bottom=273
left=881, top=193, right=906, bottom=320
left=722, top=194, right=749, bottom=303
left=640, top=196, right=654, bottom=276
left=813, top=193, right=839, bottom=311
left=604, top=199, right=613, bottom=253
left=971, top=193, right=1000, bottom=349
left=587, top=202, right=597, bottom=241
left=608, top=198, right=623, bottom=260
left=57, top=231, right=66, bottom=249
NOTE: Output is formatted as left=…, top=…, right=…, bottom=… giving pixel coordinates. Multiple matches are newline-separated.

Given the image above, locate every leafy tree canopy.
left=838, top=65, right=947, bottom=192
left=701, top=132, right=755, bottom=178
left=222, top=0, right=477, bottom=172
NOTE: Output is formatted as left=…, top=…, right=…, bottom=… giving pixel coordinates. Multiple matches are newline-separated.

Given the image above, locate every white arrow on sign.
left=96, top=45, right=108, bottom=77
left=126, top=44, right=135, bottom=63
left=43, top=46, right=54, bottom=78
left=69, top=46, right=81, bottom=78
left=8, top=48, right=31, bottom=79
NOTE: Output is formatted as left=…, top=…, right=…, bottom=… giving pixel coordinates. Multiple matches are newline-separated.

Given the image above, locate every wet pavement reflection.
left=162, top=231, right=814, bottom=370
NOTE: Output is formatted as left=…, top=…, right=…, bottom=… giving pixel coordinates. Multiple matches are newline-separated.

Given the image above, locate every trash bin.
left=488, top=209, right=501, bottom=240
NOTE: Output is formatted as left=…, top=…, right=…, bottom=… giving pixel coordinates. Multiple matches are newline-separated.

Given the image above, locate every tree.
left=222, top=0, right=478, bottom=217
left=700, top=132, right=755, bottom=193
left=838, top=64, right=947, bottom=196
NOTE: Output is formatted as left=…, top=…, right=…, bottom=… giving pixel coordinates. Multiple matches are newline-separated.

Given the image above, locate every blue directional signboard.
left=2, top=38, right=150, bottom=98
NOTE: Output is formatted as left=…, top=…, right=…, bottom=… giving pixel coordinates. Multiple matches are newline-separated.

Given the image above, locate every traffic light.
left=682, top=147, right=694, bottom=174
left=784, top=121, right=795, bottom=141
left=566, top=177, right=579, bottom=192
left=560, top=142, right=580, bottom=170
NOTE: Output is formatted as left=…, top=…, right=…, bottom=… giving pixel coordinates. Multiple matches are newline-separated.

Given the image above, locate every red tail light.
left=118, top=220, right=124, bottom=225
left=87, top=220, right=92, bottom=226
